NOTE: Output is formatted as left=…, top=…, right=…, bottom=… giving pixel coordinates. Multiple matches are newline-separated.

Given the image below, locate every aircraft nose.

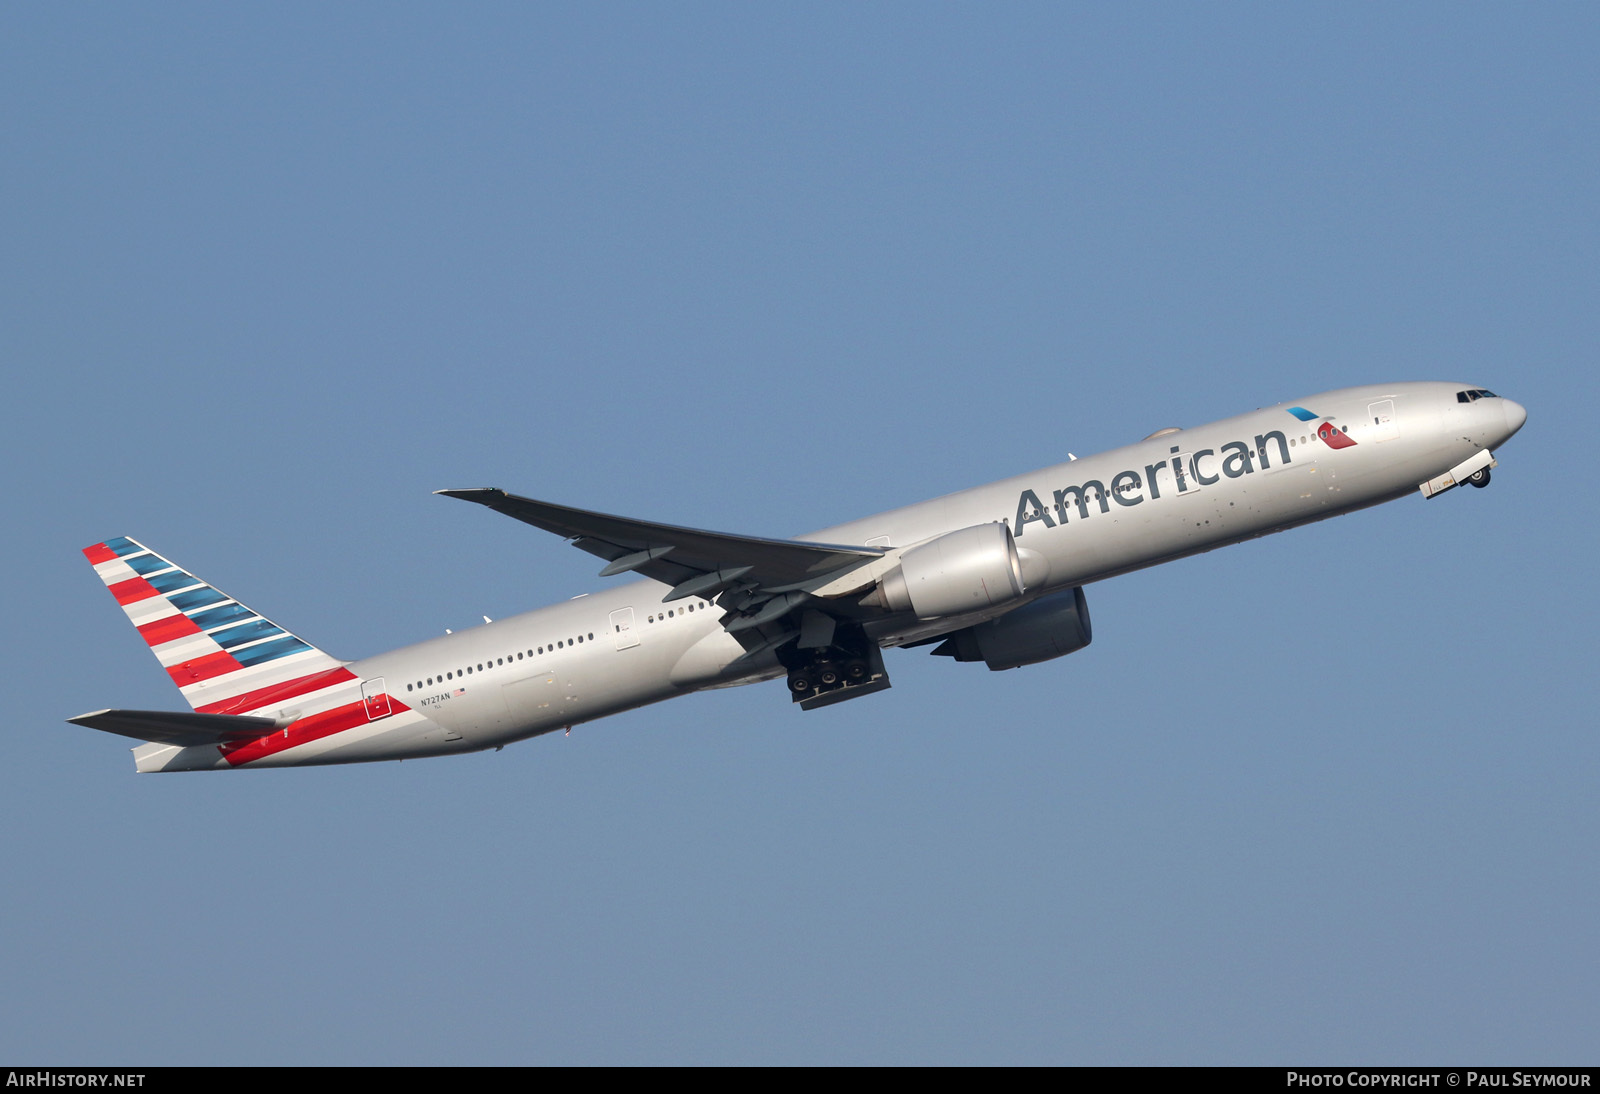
left=1501, top=398, right=1528, bottom=438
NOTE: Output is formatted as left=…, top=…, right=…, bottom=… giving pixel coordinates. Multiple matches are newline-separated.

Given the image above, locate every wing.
left=439, top=489, right=904, bottom=708
left=436, top=489, right=884, bottom=615
left=68, top=708, right=279, bottom=748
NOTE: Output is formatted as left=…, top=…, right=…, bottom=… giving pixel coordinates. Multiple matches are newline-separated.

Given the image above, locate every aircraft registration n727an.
left=72, top=382, right=1526, bottom=772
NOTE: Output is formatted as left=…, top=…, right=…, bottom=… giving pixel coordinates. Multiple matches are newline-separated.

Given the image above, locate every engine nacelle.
left=877, top=522, right=1030, bottom=620
left=931, top=586, right=1092, bottom=670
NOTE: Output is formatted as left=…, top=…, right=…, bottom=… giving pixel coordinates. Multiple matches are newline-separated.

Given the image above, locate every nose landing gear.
left=1420, top=451, right=1498, bottom=499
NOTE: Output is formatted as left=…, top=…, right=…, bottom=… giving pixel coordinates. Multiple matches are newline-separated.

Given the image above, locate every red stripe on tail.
left=108, top=576, right=159, bottom=606
left=83, top=543, right=119, bottom=565
left=220, top=697, right=413, bottom=766
left=137, top=613, right=203, bottom=647
left=195, top=666, right=359, bottom=716
left=165, top=650, right=244, bottom=687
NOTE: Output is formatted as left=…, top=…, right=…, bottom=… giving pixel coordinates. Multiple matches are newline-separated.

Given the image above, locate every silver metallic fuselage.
left=144, top=382, right=1525, bottom=770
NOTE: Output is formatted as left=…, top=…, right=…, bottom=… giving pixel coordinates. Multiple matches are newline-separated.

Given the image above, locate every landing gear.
left=780, top=623, right=892, bottom=710
left=1420, top=454, right=1498, bottom=499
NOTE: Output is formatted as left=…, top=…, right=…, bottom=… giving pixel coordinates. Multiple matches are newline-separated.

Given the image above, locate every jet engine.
left=930, top=586, right=1092, bottom=670
left=874, top=522, right=1037, bottom=620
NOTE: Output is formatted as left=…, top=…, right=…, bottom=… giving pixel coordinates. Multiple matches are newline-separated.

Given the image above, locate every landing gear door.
left=610, top=607, right=639, bottom=651
left=1369, top=400, right=1398, bottom=442
left=361, top=678, right=392, bottom=720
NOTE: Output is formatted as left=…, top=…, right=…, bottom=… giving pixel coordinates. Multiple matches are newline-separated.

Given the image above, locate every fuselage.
left=131, top=382, right=1525, bottom=772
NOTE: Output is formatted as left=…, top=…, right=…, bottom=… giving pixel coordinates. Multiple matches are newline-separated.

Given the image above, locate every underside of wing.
left=436, top=488, right=883, bottom=597
left=67, top=708, right=278, bottom=748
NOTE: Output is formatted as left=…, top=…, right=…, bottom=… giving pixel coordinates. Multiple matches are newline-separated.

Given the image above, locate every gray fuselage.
left=201, top=381, right=1525, bottom=769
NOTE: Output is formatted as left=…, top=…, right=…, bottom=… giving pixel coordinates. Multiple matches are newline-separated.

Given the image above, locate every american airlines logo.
left=1290, top=405, right=1358, bottom=450
left=1012, top=409, right=1352, bottom=535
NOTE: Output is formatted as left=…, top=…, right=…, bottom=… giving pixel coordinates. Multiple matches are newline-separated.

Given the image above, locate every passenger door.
left=1368, top=400, right=1398, bottom=442
left=610, top=607, right=639, bottom=651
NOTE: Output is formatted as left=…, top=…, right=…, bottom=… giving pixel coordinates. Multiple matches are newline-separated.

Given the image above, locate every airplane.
left=70, top=382, right=1526, bottom=772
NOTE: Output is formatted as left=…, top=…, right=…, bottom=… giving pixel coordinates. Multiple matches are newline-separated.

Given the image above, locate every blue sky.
left=2, top=4, right=1595, bottom=1064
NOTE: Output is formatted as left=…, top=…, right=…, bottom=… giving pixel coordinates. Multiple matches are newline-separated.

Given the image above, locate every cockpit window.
left=1457, top=388, right=1499, bottom=403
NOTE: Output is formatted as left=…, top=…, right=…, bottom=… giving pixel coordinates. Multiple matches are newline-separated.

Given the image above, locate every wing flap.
left=68, top=708, right=279, bottom=748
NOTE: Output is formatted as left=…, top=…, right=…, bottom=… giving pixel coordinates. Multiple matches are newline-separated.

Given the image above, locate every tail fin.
left=82, top=537, right=352, bottom=715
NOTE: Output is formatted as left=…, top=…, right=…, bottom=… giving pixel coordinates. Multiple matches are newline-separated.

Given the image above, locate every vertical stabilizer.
left=82, top=537, right=354, bottom=715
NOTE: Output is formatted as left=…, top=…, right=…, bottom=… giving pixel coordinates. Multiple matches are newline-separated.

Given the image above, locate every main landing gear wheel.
left=1469, top=467, right=1491, bottom=488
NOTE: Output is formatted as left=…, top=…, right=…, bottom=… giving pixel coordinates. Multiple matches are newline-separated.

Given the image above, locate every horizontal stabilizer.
left=67, top=708, right=280, bottom=748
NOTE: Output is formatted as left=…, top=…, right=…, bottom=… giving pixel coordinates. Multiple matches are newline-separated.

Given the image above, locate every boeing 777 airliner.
left=71, top=382, right=1526, bottom=772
